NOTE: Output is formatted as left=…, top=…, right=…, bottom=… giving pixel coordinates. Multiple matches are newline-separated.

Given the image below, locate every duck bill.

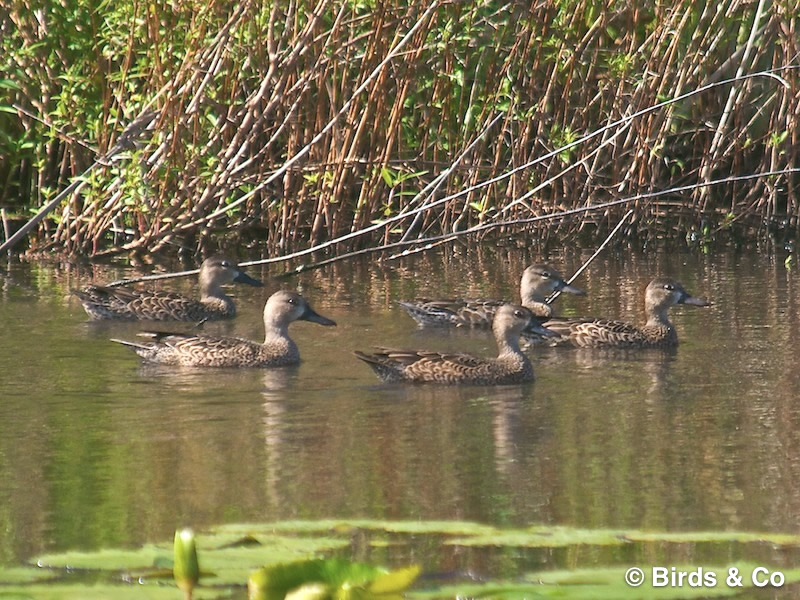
left=524, top=319, right=559, bottom=338
left=301, top=306, right=337, bottom=327
left=233, top=270, right=264, bottom=287
left=556, top=280, right=586, bottom=296
left=681, top=294, right=711, bottom=307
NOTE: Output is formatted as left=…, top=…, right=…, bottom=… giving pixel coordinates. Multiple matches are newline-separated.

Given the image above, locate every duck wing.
left=75, top=286, right=205, bottom=320
left=398, top=298, right=503, bottom=327
left=138, top=331, right=250, bottom=351
left=129, top=331, right=264, bottom=366
left=540, top=317, right=648, bottom=347
left=355, top=346, right=494, bottom=383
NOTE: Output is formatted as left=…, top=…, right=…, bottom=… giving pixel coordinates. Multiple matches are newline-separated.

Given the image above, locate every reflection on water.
left=1, top=247, right=800, bottom=578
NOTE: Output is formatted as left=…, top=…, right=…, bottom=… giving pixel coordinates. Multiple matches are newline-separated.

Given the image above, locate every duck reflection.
left=535, top=345, right=677, bottom=402
left=262, top=395, right=287, bottom=512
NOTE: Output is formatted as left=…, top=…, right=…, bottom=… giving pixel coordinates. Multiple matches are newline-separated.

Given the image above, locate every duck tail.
left=353, top=350, right=379, bottom=364
left=110, top=338, right=151, bottom=351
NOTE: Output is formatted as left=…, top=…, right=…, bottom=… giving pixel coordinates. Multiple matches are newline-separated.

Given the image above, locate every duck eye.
left=663, top=283, right=674, bottom=291
left=220, top=261, right=230, bottom=268
left=287, top=297, right=296, bottom=304
left=514, top=310, right=525, bottom=318
left=541, top=271, right=551, bottom=278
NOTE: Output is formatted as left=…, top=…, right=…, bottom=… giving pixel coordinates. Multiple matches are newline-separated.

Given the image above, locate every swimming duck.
left=111, top=290, right=336, bottom=367
left=74, top=256, right=263, bottom=320
left=355, top=304, right=555, bottom=384
left=540, top=278, right=711, bottom=348
left=398, top=263, right=585, bottom=327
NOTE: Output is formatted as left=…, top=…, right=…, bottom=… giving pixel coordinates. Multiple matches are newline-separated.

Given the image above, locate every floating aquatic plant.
left=248, top=558, right=420, bottom=600
left=15, top=520, right=800, bottom=598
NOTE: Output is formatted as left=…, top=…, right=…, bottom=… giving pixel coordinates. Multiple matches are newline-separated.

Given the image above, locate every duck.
left=539, top=278, right=711, bottom=348
left=110, top=290, right=336, bottom=367
left=354, top=304, right=555, bottom=384
left=74, top=256, right=263, bottom=321
left=398, top=263, right=585, bottom=328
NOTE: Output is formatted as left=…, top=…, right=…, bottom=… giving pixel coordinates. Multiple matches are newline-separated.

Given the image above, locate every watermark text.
left=624, top=566, right=785, bottom=589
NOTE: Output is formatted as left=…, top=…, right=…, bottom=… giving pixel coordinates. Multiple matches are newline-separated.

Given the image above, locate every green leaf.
left=249, top=559, right=379, bottom=600
left=0, top=79, right=22, bottom=91
left=248, top=558, right=418, bottom=600
left=380, top=167, right=395, bottom=187
left=368, top=566, right=421, bottom=594
left=284, top=582, right=330, bottom=600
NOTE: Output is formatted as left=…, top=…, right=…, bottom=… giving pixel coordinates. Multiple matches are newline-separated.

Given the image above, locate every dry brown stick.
left=399, top=112, right=506, bottom=241
left=264, top=168, right=800, bottom=277
left=0, top=110, right=158, bottom=254
left=11, top=104, right=98, bottom=155
left=547, top=209, right=634, bottom=305
left=1, top=209, right=10, bottom=246
left=250, top=67, right=797, bottom=266
left=101, top=166, right=800, bottom=286
left=159, top=1, right=295, bottom=239
left=697, top=0, right=769, bottom=212
left=163, top=1, right=443, bottom=236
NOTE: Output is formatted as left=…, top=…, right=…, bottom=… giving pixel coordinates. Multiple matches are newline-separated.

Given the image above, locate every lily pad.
left=17, top=521, right=800, bottom=599
left=0, top=566, right=59, bottom=584
left=525, top=566, right=741, bottom=598
left=367, top=538, right=405, bottom=549
left=624, top=530, right=800, bottom=546
left=215, top=519, right=497, bottom=537
left=33, top=545, right=169, bottom=571
left=0, top=583, right=233, bottom=599
left=445, top=526, right=630, bottom=548
left=529, top=563, right=800, bottom=598
left=408, top=582, right=555, bottom=599
left=411, top=564, right=800, bottom=599
left=446, top=525, right=800, bottom=548
left=190, top=541, right=351, bottom=586
left=32, top=534, right=348, bottom=576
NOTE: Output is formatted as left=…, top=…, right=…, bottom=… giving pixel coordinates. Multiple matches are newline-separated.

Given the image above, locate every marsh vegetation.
left=1, top=0, right=798, bottom=257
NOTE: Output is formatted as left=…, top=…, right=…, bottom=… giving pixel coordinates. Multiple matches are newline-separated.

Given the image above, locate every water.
left=1, top=246, right=799, bottom=578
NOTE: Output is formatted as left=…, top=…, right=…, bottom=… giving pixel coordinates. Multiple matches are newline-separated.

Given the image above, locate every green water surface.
left=1, top=246, right=799, bottom=593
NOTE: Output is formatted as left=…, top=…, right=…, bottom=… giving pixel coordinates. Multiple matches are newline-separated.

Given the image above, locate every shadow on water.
left=1, top=246, right=800, bottom=583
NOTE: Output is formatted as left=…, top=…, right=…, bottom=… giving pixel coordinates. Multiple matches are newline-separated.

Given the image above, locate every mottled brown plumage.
left=541, top=278, right=711, bottom=348
left=355, top=304, right=555, bottom=384
left=73, top=256, right=262, bottom=321
left=398, top=263, right=585, bottom=327
left=111, top=291, right=336, bottom=367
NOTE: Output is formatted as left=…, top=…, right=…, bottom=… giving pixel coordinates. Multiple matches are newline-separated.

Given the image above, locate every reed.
left=1, top=0, right=798, bottom=256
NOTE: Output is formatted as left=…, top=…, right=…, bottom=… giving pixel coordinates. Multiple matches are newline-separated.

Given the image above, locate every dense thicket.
left=1, top=0, right=798, bottom=256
